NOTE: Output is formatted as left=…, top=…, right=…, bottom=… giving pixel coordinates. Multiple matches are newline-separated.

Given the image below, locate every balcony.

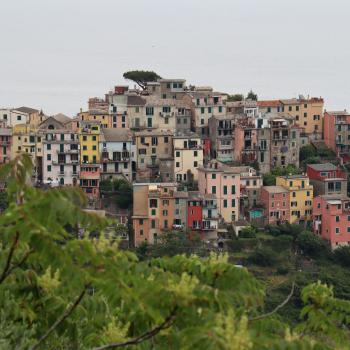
left=57, top=149, right=79, bottom=154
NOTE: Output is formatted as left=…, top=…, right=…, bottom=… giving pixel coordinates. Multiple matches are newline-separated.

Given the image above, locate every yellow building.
left=80, top=121, right=101, bottom=164
left=280, top=97, right=324, bottom=139
left=78, top=111, right=111, bottom=129
left=173, top=134, right=203, bottom=182
left=276, top=175, right=313, bottom=224
left=12, top=124, right=43, bottom=181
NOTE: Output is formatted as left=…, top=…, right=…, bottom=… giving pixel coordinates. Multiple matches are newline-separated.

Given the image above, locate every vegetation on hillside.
left=1, top=156, right=350, bottom=349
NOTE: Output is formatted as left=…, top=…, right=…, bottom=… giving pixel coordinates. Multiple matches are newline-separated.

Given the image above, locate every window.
left=223, top=186, right=227, bottom=195
left=194, top=161, right=198, bottom=167
left=194, top=151, right=198, bottom=157
left=347, top=227, right=350, bottom=233
left=164, top=136, right=168, bottom=143
left=201, top=107, right=205, bottom=114
left=47, top=144, right=51, bottom=150
left=164, top=220, right=168, bottom=229
left=140, top=229, right=143, bottom=236
left=208, top=107, right=212, bottom=113
left=135, top=107, right=139, bottom=113
left=176, top=151, right=180, bottom=157
left=47, top=154, right=51, bottom=161
left=176, top=162, right=180, bottom=167
left=83, top=146, right=87, bottom=151
left=47, top=165, right=51, bottom=172
left=218, top=106, right=223, bottom=113
left=289, top=181, right=293, bottom=187
left=336, top=216, right=340, bottom=222
left=307, top=191, right=310, bottom=196
left=151, top=220, right=156, bottom=229
left=92, top=145, right=97, bottom=151
left=17, top=115, right=21, bottom=121
left=212, top=186, right=216, bottom=194
left=212, top=174, right=216, bottom=179
left=296, top=106, right=299, bottom=111
left=146, top=107, right=154, bottom=115
left=83, top=136, right=87, bottom=141
left=292, top=192, right=296, bottom=198
left=231, top=185, right=236, bottom=194
left=336, top=227, right=340, bottom=234
left=288, top=106, right=292, bottom=112
left=149, top=199, right=158, bottom=208
left=223, top=199, right=227, bottom=208
left=162, top=210, right=168, bottom=216
left=231, top=199, right=235, bottom=207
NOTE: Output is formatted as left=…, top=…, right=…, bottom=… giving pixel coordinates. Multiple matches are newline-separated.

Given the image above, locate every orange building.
left=132, top=183, right=179, bottom=245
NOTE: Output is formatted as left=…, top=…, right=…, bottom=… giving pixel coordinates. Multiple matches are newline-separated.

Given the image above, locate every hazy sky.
left=1, top=0, right=349, bottom=116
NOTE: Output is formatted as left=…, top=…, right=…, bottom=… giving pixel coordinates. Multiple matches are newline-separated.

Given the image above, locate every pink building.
left=260, top=186, right=290, bottom=225
left=324, top=111, right=350, bottom=161
left=233, top=119, right=258, bottom=164
left=79, top=164, right=100, bottom=201
left=0, top=128, right=12, bottom=163
left=197, top=160, right=240, bottom=223
left=313, top=195, right=350, bottom=249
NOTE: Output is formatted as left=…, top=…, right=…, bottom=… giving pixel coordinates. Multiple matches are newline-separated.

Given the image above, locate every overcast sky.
left=1, top=0, right=349, bottom=116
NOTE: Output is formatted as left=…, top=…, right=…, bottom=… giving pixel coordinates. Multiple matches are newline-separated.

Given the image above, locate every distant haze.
left=1, top=0, right=349, bottom=116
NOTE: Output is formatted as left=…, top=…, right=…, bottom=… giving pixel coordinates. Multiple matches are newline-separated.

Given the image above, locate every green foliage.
left=0, top=191, right=8, bottom=212
left=333, top=245, right=350, bottom=267
left=1, top=155, right=350, bottom=349
left=296, top=231, right=331, bottom=258
left=100, top=179, right=133, bottom=209
left=247, top=90, right=258, bottom=101
left=299, top=144, right=316, bottom=162
left=248, top=247, right=279, bottom=267
left=263, top=165, right=299, bottom=185
left=227, top=94, right=244, bottom=102
left=123, top=70, right=161, bottom=90
left=239, top=226, right=257, bottom=238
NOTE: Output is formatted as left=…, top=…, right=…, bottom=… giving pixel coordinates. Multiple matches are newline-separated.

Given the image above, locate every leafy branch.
left=30, top=286, right=88, bottom=350
left=249, top=283, right=295, bottom=322
left=0, top=232, right=20, bottom=284
left=91, top=307, right=177, bottom=350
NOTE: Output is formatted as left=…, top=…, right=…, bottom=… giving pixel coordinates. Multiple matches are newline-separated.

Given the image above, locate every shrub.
left=333, top=246, right=350, bottom=267
left=296, top=231, right=331, bottom=258
left=248, top=247, right=279, bottom=267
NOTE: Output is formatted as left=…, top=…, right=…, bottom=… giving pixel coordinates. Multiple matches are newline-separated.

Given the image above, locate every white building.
left=100, top=129, right=135, bottom=182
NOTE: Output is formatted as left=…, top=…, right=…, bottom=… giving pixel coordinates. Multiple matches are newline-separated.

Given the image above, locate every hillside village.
left=1, top=72, right=350, bottom=249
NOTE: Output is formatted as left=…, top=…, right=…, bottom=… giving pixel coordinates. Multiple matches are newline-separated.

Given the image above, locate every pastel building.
left=313, top=195, right=350, bottom=249
left=100, top=129, right=135, bottom=182
left=307, top=163, right=347, bottom=196
left=173, top=133, right=203, bottom=182
left=132, top=183, right=179, bottom=245
left=260, top=186, right=290, bottom=225
left=187, top=192, right=218, bottom=238
left=276, top=175, right=313, bottom=225
left=0, top=128, right=12, bottom=163
left=42, top=129, right=80, bottom=187
left=324, top=111, right=350, bottom=162
left=197, top=160, right=240, bottom=223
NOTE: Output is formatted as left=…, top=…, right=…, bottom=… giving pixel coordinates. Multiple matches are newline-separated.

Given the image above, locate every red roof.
left=257, top=100, right=281, bottom=107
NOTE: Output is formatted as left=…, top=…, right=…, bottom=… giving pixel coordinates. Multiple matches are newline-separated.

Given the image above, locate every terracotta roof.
left=257, top=100, right=281, bottom=107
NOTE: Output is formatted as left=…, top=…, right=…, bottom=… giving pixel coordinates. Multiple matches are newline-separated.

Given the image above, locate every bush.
left=277, top=266, right=290, bottom=275
left=239, top=226, right=257, bottom=238
left=333, top=246, right=350, bottom=267
left=296, top=231, right=331, bottom=258
left=248, top=247, right=279, bottom=267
